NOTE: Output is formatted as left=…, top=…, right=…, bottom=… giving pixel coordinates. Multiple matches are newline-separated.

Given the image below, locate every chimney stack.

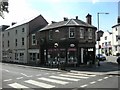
left=86, top=13, right=92, bottom=25
left=11, top=22, right=16, bottom=26
left=76, top=16, right=78, bottom=20
left=117, top=16, right=120, bottom=23
left=64, top=17, right=68, bottom=21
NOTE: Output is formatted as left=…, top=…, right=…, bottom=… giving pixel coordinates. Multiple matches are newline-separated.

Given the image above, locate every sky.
left=0, top=0, right=119, bottom=32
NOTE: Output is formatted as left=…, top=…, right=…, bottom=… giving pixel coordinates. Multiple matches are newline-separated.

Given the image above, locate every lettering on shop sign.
left=88, top=48, right=93, bottom=51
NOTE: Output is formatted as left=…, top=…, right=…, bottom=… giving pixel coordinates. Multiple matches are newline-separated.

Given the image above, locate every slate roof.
left=5, top=14, right=45, bottom=31
left=40, top=18, right=96, bottom=31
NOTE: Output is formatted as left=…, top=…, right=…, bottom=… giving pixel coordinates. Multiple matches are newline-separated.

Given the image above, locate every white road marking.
left=24, top=80, right=55, bottom=88
left=59, top=74, right=89, bottom=79
left=38, top=77, right=69, bottom=85
left=21, top=73, right=28, bottom=77
left=104, top=77, right=109, bottom=79
left=26, top=75, right=33, bottom=77
left=80, top=84, right=88, bottom=88
left=4, top=79, right=12, bottom=82
left=36, top=74, right=41, bottom=76
left=98, top=79, right=103, bottom=81
left=66, top=73, right=96, bottom=77
left=21, top=73, right=32, bottom=77
left=16, top=77, right=23, bottom=80
left=90, top=81, right=96, bottom=84
left=50, top=76, right=80, bottom=81
left=8, top=83, right=29, bottom=88
left=4, top=69, right=10, bottom=72
left=45, top=73, right=49, bottom=75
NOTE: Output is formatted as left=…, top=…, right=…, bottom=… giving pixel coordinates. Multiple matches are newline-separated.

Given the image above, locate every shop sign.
left=88, top=48, right=93, bottom=51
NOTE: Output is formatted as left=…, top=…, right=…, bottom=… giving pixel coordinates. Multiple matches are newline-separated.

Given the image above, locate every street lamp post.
left=97, top=12, right=109, bottom=66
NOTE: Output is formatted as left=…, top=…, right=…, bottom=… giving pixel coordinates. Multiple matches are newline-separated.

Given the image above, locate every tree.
left=0, top=0, right=9, bottom=19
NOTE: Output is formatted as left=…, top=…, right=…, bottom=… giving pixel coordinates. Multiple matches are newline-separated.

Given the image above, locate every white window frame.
left=69, top=27, right=75, bottom=38
left=88, top=28, right=92, bottom=39
left=32, top=34, right=36, bottom=45
left=80, top=27, right=84, bottom=38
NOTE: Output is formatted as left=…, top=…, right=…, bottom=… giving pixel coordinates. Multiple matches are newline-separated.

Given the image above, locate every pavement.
left=2, top=61, right=120, bottom=76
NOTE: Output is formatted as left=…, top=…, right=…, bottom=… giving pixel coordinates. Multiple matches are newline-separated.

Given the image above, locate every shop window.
left=68, top=49, right=77, bottom=64
left=15, top=53, right=18, bottom=60
left=30, top=53, right=32, bottom=60
left=20, top=53, right=24, bottom=61
left=69, top=27, right=75, bottom=38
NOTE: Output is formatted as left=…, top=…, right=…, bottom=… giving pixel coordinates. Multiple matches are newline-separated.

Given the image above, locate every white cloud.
left=0, top=0, right=40, bottom=25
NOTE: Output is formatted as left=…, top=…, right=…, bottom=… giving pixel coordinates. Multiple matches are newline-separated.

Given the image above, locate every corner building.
left=39, top=14, right=97, bottom=66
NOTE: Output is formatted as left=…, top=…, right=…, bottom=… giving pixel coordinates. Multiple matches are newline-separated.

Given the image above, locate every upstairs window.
left=15, top=30, right=17, bottom=34
left=15, top=39, right=17, bottom=46
left=22, top=28, right=25, bottom=32
left=8, top=40, right=9, bottom=47
left=2, top=34, right=4, bottom=37
left=79, top=27, right=84, bottom=38
left=49, top=30, right=53, bottom=40
left=8, top=32, right=9, bottom=36
left=22, top=37, right=24, bottom=46
left=32, top=34, right=36, bottom=45
left=88, top=28, right=92, bottom=39
left=116, top=35, right=119, bottom=42
left=2, top=41, right=4, bottom=48
left=105, top=36, right=107, bottom=40
left=69, top=27, right=75, bottom=38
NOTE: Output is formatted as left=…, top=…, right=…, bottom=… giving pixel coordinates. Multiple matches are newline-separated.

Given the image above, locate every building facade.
left=99, top=31, right=112, bottom=56
left=39, top=14, right=97, bottom=66
left=0, top=25, right=9, bottom=62
left=112, top=17, right=120, bottom=55
left=2, top=15, right=48, bottom=64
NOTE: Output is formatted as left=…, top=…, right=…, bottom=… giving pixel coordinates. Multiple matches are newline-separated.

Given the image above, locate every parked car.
left=96, top=54, right=106, bottom=61
left=117, top=56, right=120, bottom=65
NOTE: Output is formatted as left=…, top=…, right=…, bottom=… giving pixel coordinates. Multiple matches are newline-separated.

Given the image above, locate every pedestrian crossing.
left=7, top=72, right=96, bottom=89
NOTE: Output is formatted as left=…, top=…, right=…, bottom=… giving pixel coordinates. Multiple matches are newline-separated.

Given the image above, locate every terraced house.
left=2, top=15, right=48, bottom=64
left=39, top=14, right=97, bottom=66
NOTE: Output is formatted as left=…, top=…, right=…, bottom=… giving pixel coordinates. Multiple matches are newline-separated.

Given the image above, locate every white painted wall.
left=2, top=23, right=29, bottom=63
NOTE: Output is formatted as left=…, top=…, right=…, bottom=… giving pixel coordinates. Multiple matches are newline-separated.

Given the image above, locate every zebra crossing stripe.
left=24, top=80, right=55, bottom=88
left=38, top=77, right=69, bottom=85
left=8, top=83, right=29, bottom=88
left=59, top=74, right=89, bottom=79
left=66, top=73, right=96, bottom=77
left=50, top=76, right=80, bottom=81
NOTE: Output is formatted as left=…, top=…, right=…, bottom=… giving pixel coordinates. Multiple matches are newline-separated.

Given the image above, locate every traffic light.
left=99, top=45, right=101, bottom=49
